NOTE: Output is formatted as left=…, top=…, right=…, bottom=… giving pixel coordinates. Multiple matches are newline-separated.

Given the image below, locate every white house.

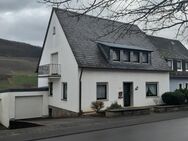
left=37, top=8, right=170, bottom=116
left=148, top=36, right=188, bottom=91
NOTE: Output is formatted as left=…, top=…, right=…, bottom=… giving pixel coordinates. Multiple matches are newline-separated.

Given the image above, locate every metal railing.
left=38, top=64, right=61, bottom=77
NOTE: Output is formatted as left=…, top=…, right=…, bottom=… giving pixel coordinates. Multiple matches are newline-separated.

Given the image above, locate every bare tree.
left=40, top=0, right=188, bottom=40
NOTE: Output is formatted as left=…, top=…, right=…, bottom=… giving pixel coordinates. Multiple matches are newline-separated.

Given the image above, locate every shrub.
left=175, top=89, right=188, bottom=101
left=162, top=91, right=186, bottom=105
left=91, top=101, right=104, bottom=113
left=107, top=102, right=123, bottom=110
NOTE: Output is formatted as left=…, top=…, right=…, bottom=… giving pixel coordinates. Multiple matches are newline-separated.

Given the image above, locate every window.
left=97, top=82, right=108, bottom=100
left=179, top=84, right=182, bottom=89
left=186, top=83, right=188, bottom=89
left=186, top=62, right=188, bottom=71
left=133, top=51, right=140, bottom=63
left=123, top=50, right=130, bottom=62
left=49, top=82, right=53, bottom=96
left=146, top=82, right=158, bottom=96
left=177, top=60, right=182, bottom=71
left=62, top=83, right=67, bottom=100
left=53, top=26, right=56, bottom=35
left=167, top=59, right=173, bottom=70
left=142, top=52, right=149, bottom=63
left=112, top=49, right=120, bottom=61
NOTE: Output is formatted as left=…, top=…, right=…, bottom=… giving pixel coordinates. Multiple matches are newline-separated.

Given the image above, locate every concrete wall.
left=170, top=78, right=188, bottom=91
left=0, top=91, right=48, bottom=128
left=81, top=69, right=169, bottom=112
left=38, top=11, right=80, bottom=113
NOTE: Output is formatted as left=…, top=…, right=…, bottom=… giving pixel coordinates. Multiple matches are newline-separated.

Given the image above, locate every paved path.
left=1, top=111, right=188, bottom=141
left=39, top=117, right=188, bottom=141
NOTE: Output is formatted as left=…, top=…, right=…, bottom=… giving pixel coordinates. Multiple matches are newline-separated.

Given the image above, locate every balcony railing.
left=38, top=64, right=61, bottom=78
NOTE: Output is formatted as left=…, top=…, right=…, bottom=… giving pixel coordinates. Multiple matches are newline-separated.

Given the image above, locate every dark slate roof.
left=147, top=35, right=188, bottom=60
left=53, top=8, right=170, bottom=71
left=97, top=41, right=153, bottom=52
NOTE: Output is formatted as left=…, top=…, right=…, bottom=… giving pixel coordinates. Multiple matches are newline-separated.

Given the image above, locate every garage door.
left=15, top=96, right=43, bottom=119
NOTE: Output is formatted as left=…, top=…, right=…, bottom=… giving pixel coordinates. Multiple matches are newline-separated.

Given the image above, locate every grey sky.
left=0, top=0, right=187, bottom=48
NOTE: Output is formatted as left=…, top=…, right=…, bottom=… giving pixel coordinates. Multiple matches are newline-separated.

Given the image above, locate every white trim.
left=177, top=60, right=182, bottom=71
left=167, top=59, right=173, bottom=70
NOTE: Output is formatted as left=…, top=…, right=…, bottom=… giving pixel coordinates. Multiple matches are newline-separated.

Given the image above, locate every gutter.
left=79, top=68, right=83, bottom=115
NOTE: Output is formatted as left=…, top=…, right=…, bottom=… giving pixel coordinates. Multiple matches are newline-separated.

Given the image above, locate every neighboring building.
left=37, top=8, right=170, bottom=116
left=148, top=35, right=188, bottom=91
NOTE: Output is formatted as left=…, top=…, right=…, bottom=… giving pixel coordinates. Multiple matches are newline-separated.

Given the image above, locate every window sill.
left=97, top=99, right=108, bottom=101
left=61, top=99, right=67, bottom=101
left=146, top=95, right=159, bottom=98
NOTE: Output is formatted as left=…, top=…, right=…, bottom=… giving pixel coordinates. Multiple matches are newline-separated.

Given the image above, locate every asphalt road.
left=39, top=117, right=188, bottom=141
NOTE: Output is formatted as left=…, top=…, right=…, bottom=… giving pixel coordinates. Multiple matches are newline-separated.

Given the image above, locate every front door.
left=123, top=82, right=132, bottom=107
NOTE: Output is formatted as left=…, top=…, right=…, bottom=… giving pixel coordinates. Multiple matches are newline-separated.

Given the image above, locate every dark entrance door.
left=123, top=82, right=132, bottom=107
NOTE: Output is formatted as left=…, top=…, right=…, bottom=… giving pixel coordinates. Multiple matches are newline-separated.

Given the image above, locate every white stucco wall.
left=0, top=91, right=48, bottom=128
left=170, top=78, right=188, bottom=91
left=81, top=69, right=169, bottom=112
left=38, top=11, right=80, bottom=113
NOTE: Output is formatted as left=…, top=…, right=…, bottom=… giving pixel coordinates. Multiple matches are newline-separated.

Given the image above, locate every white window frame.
left=177, top=60, right=182, bottom=71
left=185, top=62, right=188, bottom=71
left=167, top=59, right=173, bottom=70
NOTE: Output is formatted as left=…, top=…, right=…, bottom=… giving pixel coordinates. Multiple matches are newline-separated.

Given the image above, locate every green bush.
left=107, top=102, right=123, bottom=110
left=175, top=89, right=188, bottom=101
left=162, top=91, right=186, bottom=105
left=91, top=101, right=104, bottom=113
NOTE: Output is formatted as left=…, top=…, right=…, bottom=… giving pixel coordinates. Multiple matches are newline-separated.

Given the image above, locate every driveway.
left=38, top=117, right=188, bottom=141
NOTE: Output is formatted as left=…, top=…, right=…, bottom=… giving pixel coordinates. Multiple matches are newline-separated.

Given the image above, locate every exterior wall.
left=81, top=69, right=169, bottom=112
left=170, top=78, right=188, bottom=91
left=38, top=11, right=79, bottom=113
left=0, top=91, right=48, bottom=128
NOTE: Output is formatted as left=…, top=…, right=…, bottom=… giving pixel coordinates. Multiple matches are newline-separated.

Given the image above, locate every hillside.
left=0, top=38, right=42, bottom=89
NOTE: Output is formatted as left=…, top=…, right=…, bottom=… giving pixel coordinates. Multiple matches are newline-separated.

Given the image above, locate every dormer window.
left=142, top=52, right=149, bottom=63
left=167, top=59, right=173, bottom=70
left=177, top=60, right=182, bottom=71
left=133, top=51, right=140, bottom=63
left=186, top=62, right=188, bottom=71
left=112, top=49, right=120, bottom=61
left=123, top=50, right=130, bottom=62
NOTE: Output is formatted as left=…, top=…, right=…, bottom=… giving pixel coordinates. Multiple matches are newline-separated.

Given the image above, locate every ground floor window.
left=49, top=82, right=53, bottom=96
left=62, top=82, right=67, bottom=100
left=96, top=82, right=108, bottom=100
left=146, top=82, right=158, bottom=96
left=179, top=83, right=182, bottom=89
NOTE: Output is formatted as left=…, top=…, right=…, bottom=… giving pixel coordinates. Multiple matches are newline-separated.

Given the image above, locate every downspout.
left=79, top=68, right=83, bottom=115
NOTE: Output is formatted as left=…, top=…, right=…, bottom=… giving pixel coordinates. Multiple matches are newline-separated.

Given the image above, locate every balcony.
left=38, top=64, right=61, bottom=78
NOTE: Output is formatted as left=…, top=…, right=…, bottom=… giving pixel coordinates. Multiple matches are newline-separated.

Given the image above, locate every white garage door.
left=15, top=96, right=43, bottom=119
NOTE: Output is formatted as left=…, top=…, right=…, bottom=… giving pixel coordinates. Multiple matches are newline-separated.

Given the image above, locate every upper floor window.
left=142, top=52, right=149, bottom=63
left=133, top=51, right=140, bottom=63
left=177, top=60, right=182, bottom=71
left=123, top=50, right=130, bottom=62
left=186, top=62, right=188, bottom=71
left=53, top=26, right=56, bottom=35
left=167, top=59, right=173, bottom=70
left=112, top=49, right=120, bottom=61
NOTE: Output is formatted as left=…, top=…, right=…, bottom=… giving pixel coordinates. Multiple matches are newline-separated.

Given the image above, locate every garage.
left=15, top=96, right=43, bottom=119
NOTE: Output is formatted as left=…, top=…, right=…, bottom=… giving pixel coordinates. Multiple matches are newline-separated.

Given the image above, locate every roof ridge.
left=54, top=7, right=138, bottom=28
left=147, top=35, right=180, bottom=43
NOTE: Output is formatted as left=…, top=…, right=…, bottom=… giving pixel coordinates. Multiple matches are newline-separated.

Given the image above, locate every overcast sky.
left=0, top=0, right=187, bottom=48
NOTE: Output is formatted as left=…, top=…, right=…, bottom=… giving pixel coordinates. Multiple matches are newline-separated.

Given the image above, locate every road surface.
left=39, top=117, right=188, bottom=141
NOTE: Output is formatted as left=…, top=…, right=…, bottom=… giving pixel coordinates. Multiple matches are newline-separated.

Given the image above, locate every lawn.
left=0, top=74, right=37, bottom=90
